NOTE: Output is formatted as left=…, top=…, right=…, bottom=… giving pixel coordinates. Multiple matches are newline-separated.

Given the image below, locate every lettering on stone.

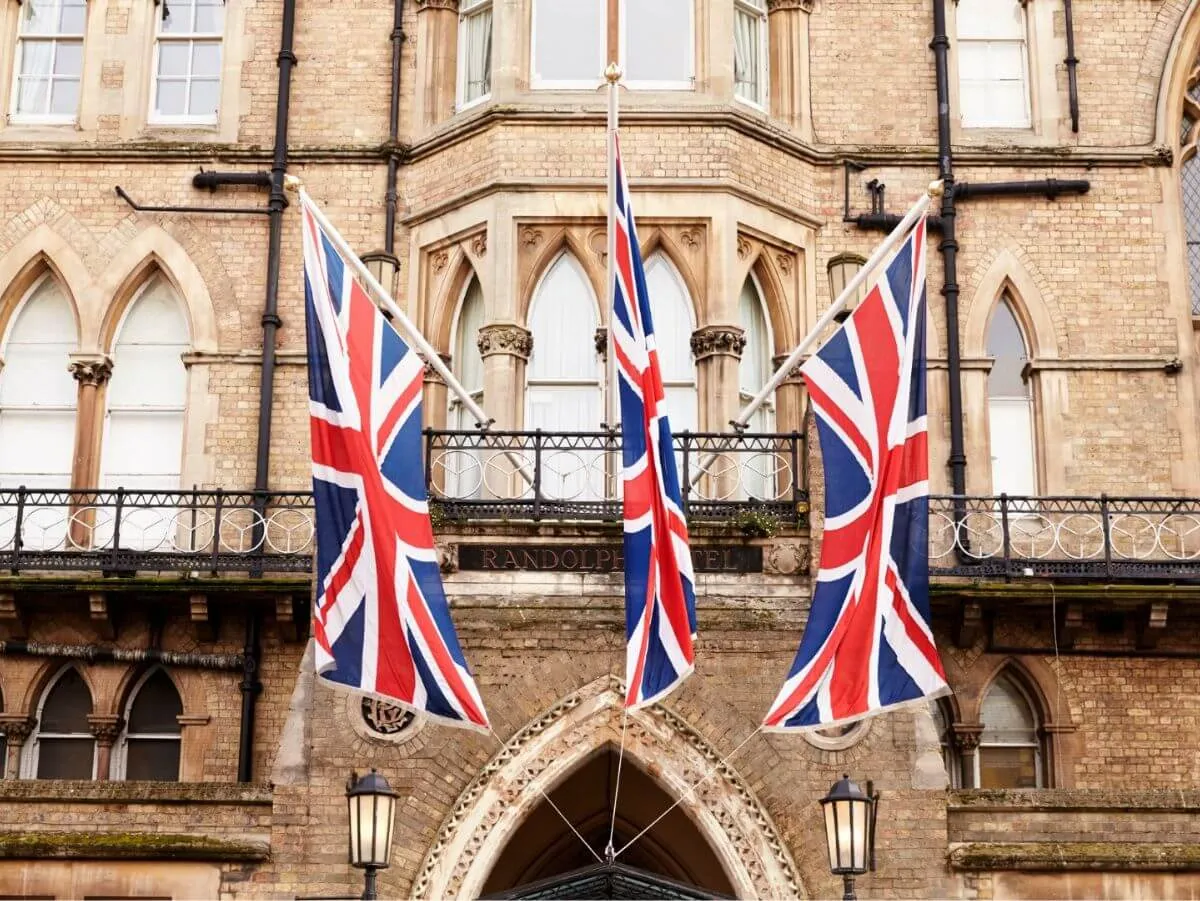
left=458, top=543, right=762, bottom=573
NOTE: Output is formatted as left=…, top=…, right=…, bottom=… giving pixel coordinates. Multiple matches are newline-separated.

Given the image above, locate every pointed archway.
left=412, top=676, right=804, bottom=900
left=481, top=745, right=735, bottom=898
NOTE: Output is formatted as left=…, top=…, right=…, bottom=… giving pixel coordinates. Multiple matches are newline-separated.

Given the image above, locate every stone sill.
left=949, top=789, right=1200, bottom=813
left=0, top=831, right=269, bottom=862
left=0, top=780, right=273, bottom=806
left=0, top=575, right=310, bottom=594
left=949, top=842, right=1200, bottom=872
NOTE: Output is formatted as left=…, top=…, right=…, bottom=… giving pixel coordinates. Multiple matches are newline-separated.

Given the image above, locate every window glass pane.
left=738, top=279, right=770, bottom=395
left=40, top=669, right=92, bottom=732
left=160, top=0, right=195, bottom=34
left=643, top=256, right=694, bottom=383
left=461, top=6, right=492, bottom=102
left=36, top=737, right=94, bottom=779
left=983, top=42, right=1025, bottom=80
left=625, top=0, right=691, bottom=85
left=155, top=79, right=186, bottom=116
left=104, top=411, right=185, bottom=478
left=0, top=411, right=75, bottom=483
left=125, top=739, right=181, bottom=781
left=18, top=41, right=54, bottom=77
left=981, top=676, right=1037, bottom=742
left=188, top=78, right=220, bottom=117
left=59, top=0, right=88, bottom=34
left=157, top=43, right=190, bottom=77
left=455, top=279, right=486, bottom=394
left=49, top=78, right=79, bottom=116
left=532, top=0, right=604, bottom=84
left=53, top=41, right=82, bottom=75
left=733, top=6, right=762, bottom=103
left=20, top=0, right=60, bottom=36
left=956, top=0, right=1024, bottom=39
left=194, top=0, right=224, bottom=33
left=528, top=255, right=599, bottom=380
left=192, top=41, right=222, bottom=77
left=979, top=745, right=1038, bottom=788
left=15, top=79, right=48, bottom=115
left=986, top=300, right=1028, bottom=397
left=128, top=671, right=183, bottom=733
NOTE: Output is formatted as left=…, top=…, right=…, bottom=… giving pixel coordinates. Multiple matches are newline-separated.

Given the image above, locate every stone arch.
left=428, top=250, right=480, bottom=356
left=1152, top=0, right=1200, bottom=148
left=639, top=229, right=704, bottom=326
left=964, top=249, right=1059, bottom=360
left=111, top=664, right=187, bottom=723
left=412, top=676, right=805, bottom=900
left=748, top=249, right=798, bottom=354
left=967, top=655, right=1073, bottom=730
left=94, top=227, right=219, bottom=354
left=20, top=660, right=97, bottom=721
left=0, top=225, right=90, bottom=347
left=519, top=228, right=602, bottom=327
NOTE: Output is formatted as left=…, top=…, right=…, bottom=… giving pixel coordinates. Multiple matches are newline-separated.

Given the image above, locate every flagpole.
left=605, top=62, right=621, bottom=432
left=688, top=180, right=942, bottom=489
left=290, top=179, right=534, bottom=487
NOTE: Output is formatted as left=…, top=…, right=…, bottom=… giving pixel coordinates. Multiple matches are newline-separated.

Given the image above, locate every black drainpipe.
left=931, top=0, right=968, bottom=511
left=237, top=612, right=262, bottom=783
left=1064, top=0, right=1080, bottom=133
left=236, top=0, right=296, bottom=784
left=384, top=0, right=404, bottom=264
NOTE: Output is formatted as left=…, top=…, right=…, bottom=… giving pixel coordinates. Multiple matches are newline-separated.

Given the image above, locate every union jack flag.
left=763, top=217, right=948, bottom=731
left=300, top=193, right=489, bottom=731
left=611, top=137, right=697, bottom=710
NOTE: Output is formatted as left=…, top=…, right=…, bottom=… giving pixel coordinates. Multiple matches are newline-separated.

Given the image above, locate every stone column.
left=477, top=324, right=532, bottom=497
left=0, top=715, right=33, bottom=780
left=424, top=353, right=453, bottom=497
left=87, top=714, right=123, bottom=781
left=414, top=0, right=461, bottom=131
left=691, top=326, right=745, bottom=500
left=953, top=725, right=983, bottom=789
left=767, top=0, right=813, bottom=138
left=67, top=354, right=113, bottom=549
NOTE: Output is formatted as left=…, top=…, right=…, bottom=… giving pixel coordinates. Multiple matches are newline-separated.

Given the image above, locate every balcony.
left=0, top=431, right=1196, bottom=583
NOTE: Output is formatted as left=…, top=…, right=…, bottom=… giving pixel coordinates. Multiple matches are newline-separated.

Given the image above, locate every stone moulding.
left=0, top=780, right=273, bottom=805
left=411, top=675, right=804, bottom=900
left=949, top=841, right=1200, bottom=872
left=0, top=831, right=270, bottom=861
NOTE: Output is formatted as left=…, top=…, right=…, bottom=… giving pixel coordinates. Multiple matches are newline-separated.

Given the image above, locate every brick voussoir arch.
left=412, top=675, right=805, bottom=900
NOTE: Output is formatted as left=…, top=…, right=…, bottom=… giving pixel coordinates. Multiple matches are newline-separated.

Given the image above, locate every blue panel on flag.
left=380, top=409, right=428, bottom=501
left=313, top=479, right=360, bottom=587
left=305, top=276, right=342, bottom=413
left=378, top=320, right=406, bottom=386
left=325, top=600, right=366, bottom=688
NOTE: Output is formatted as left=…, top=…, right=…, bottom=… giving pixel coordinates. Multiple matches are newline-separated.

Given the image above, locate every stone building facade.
left=0, top=0, right=1198, bottom=897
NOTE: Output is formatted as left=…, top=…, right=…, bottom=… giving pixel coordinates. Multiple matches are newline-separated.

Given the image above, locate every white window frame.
left=974, top=676, right=1043, bottom=789
left=456, top=0, right=492, bottom=110
left=111, top=668, right=182, bottom=781
left=620, top=0, right=695, bottom=92
left=148, top=0, right=225, bottom=126
left=956, top=0, right=1032, bottom=130
left=8, top=0, right=87, bottom=125
left=21, top=665, right=97, bottom=780
left=530, top=0, right=694, bottom=92
left=733, top=0, right=767, bottom=110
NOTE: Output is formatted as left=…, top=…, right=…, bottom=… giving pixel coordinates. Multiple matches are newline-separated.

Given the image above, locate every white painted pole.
left=292, top=183, right=534, bottom=486
left=689, top=181, right=942, bottom=488
left=605, top=63, right=621, bottom=431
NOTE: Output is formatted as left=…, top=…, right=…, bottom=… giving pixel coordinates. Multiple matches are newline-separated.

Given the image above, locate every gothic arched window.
left=26, top=667, right=95, bottom=779
left=930, top=698, right=961, bottom=789
left=0, top=273, right=78, bottom=492
left=643, top=253, right=697, bottom=435
left=986, top=297, right=1036, bottom=497
left=115, top=669, right=183, bottom=781
left=977, top=673, right=1043, bottom=788
left=1180, top=74, right=1200, bottom=316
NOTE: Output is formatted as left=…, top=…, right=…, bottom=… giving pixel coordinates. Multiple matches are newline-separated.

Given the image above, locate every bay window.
left=457, top=0, right=492, bottom=107
left=733, top=0, right=766, bottom=106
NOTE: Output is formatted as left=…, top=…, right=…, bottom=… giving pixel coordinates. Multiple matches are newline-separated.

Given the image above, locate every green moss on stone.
left=0, top=831, right=269, bottom=862
left=950, top=842, right=1200, bottom=872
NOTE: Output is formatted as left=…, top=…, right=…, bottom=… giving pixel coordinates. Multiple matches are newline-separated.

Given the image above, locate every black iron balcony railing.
left=0, top=429, right=807, bottom=575
left=929, top=494, right=1200, bottom=581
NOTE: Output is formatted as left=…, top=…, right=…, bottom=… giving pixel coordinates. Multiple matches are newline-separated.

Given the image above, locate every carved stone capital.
left=424, top=353, right=453, bottom=383
left=0, top=714, right=35, bottom=746
left=68, top=354, right=113, bottom=387
left=767, top=0, right=814, bottom=11
left=477, top=324, right=533, bottom=361
left=469, top=232, right=487, bottom=258
left=87, top=714, right=124, bottom=747
left=952, top=724, right=983, bottom=752
left=690, top=326, right=746, bottom=361
left=414, top=0, right=458, bottom=10
left=594, top=327, right=608, bottom=359
left=772, top=353, right=805, bottom=384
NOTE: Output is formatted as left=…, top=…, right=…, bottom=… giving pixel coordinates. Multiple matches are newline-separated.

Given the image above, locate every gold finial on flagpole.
left=605, top=62, right=623, bottom=83
left=284, top=174, right=303, bottom=192
left=927, top=179, right=945, bottom=198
